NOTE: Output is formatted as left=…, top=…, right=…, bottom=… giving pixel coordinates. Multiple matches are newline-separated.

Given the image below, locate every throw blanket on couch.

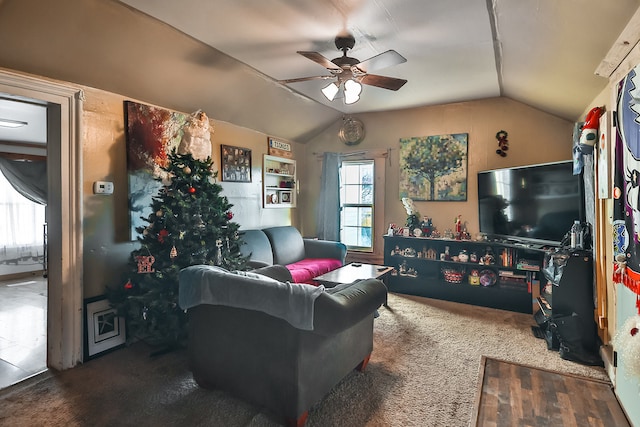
left=178, top=265, right=325, bottom=330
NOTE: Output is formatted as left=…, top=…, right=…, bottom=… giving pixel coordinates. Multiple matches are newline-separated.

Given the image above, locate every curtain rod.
left=313, top=148, right=390, bottom=159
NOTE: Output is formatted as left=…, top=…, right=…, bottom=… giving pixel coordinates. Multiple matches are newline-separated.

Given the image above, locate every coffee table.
left=313, top=263, right=394, bottom=287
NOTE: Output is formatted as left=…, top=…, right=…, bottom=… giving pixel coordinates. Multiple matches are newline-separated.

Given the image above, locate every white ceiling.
left=0, top=0, right=639, bottom=145
left=119, top=0, right=639, bottom=117
left=0, top=97, right=47, bottom=149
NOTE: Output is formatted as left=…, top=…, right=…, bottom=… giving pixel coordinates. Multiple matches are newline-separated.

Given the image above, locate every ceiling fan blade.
left=360, top=74, right=408, bottom=91
left=277, top=75, right=335, bottom=84
left=297, top=51, right=342, bottom=71
left=355, top=50, right=406, bottom=73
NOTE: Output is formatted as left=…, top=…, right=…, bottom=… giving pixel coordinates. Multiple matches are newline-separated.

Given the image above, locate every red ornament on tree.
left=158, top=229, right=169, bottom=243
left=124, top=279, right=133, bottom=290
left=188, top=186, right=196, bottom=194
left=226, top=211, right=233, bottom=220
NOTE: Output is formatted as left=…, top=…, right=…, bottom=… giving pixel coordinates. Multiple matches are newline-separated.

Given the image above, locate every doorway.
left=0, top=69, right=83, bottom=373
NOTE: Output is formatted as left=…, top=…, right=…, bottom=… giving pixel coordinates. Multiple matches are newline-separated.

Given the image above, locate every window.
left=340, top=160, right=374, bottom=251
left=0, top=171, right=46, bottom=267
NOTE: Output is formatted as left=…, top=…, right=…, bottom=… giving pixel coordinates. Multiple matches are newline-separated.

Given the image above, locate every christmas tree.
left=109, top=113, right=247, bottom=348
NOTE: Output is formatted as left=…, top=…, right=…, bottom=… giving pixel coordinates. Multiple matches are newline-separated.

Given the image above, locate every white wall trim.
left=0, top=68, right=84, bottom=370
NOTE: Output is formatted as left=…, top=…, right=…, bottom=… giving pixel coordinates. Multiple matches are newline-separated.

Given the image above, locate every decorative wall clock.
left=339, top=116, right=365, bottom=146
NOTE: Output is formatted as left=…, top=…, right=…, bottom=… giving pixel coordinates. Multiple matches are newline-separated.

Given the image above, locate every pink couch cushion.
left=286, top=258, right=343, bottom=284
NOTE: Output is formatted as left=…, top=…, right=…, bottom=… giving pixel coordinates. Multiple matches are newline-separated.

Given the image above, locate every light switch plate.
left=93, top=181, right=114, bottom=195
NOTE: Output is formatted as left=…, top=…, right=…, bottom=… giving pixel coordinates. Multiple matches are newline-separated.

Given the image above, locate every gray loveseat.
left=239, top=226, right=347, bottom=283
left=178, top=264, right=387, bottom=426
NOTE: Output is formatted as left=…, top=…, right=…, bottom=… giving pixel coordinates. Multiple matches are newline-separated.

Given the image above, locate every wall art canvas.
left=125, top=101, right=189, bottom=240
left=399, top=133, right=468, bottom=201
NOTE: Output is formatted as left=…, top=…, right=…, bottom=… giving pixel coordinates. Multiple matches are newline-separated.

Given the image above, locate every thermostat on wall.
left=93, top=181, right=114, bottom=195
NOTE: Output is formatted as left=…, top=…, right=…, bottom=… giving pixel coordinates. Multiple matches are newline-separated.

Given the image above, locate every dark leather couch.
left=178, top=264, right=387, bottom=426
left=239, top=226, right=347, bottom=283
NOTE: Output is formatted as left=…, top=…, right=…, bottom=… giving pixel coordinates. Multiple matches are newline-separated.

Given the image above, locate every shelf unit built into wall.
left=263, top=155, right=296, bottom=208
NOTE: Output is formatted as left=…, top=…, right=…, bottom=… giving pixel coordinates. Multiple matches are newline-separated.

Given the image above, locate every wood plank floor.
left=472, top=356, right=630, bottom=427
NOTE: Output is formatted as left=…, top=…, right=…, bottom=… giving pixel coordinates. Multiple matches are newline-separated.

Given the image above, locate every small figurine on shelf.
left=421, top=217, right=433, bottom=237
left=469, top=269, right=480, bottom=285
left=402, top=197, right=420, bottom=230
left=399, top=260, right=408, bottom=276
left=455, top=215, right=463, bottom=240
left=458, top=250, right=469, bottom=263
left=480, top=247, right=495, bottom=265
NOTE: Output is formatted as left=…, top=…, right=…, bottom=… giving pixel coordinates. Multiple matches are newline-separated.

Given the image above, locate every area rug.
left=472, top=356, right=629, bottom=427
left=0, top=293, right=611, bottom=426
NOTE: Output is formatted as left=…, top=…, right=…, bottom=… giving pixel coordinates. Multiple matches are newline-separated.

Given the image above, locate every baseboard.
left=600, top=344, right=616, bottom=386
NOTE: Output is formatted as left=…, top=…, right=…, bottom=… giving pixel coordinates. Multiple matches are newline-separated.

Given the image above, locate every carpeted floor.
left=0, top=293, right=609, bottom=426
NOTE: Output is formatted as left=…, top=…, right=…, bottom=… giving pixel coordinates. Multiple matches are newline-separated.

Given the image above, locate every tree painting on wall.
left=125, top=101, right=189, bottom=240
left=399, top=133, right=468, bottom=201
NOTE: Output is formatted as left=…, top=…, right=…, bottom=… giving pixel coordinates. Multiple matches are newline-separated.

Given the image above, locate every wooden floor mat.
left=472, top=356, right=630, bottom=427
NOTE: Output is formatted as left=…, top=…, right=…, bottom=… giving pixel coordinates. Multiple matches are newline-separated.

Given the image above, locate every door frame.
left=0, top=68, right=83, bottom=370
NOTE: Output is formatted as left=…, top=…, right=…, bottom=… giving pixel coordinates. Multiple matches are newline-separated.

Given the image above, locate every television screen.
left=477, top=161, right=583, bottom=245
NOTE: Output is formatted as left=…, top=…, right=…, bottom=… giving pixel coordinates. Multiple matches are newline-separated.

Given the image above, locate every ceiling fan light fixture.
left=321, top=82, right=340, bottom=101
left=0, top=118, right=28, bottom=128
left=344, top=79, right=362, bottom=104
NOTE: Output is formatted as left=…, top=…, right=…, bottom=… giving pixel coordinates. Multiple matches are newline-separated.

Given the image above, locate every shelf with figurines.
left=383, top=205, right=543, bottom=313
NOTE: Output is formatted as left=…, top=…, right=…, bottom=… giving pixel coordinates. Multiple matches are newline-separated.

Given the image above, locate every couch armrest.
left=312, top=278, right=387, bottom=336
left=246, top=260, right=271, bottom=269
left=251, top=264, right=293, bottom=283
left=303, top=239, right=347, bottom=264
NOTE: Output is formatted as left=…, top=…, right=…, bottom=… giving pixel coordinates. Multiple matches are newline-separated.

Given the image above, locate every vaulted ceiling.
left=0, top=0, right=639, bottom=144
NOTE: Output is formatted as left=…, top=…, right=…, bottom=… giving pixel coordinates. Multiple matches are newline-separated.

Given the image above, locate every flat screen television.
left=477, top=161, right=584, bottom=246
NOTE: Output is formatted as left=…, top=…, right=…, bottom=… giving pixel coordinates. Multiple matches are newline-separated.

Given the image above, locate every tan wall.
left=301, top=97, right=574, bottom=242
left=81, top=86, right=303, bottom=297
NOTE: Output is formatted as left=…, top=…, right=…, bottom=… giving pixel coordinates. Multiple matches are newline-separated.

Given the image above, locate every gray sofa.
left=239, top=226, right=347, bottom=283
left=178, top=264, right=387, bottom=426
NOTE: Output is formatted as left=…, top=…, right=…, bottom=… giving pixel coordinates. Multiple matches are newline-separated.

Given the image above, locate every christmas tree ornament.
left=177, top=110, right=213, bottom=161
left=170, top=245, right=178, bottom=259
left=124, top=279, right=133, bottom=290
left=188, top=186, right=196, bottom=194
left=158, top=229, right=169, bottom=243
left=216, top=239, right=223, bottom=265
left=179, top=231, right=186, bottom=240
left=136, top=255, right=155, bottom=273
left=156, top=210, right=164, bottom=217
left=183, top=166, right=192, bottom=175
left=226, top=211, right=233, bottom=220
left=142, top=306, right=148, bottom=321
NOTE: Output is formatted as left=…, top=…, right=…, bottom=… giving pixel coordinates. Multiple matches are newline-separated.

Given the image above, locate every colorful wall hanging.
left=612, top=65, right=640, bottom=312
left=399, top=133, right=468, bottom=201
left=125, top=101, right=190, bottom=240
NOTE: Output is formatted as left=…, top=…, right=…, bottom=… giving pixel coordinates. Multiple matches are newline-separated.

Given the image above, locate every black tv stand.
left=383, top=235, right=548, bottom=313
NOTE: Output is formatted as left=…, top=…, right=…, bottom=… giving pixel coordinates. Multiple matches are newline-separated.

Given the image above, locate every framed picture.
left=281, top=191, right=292, bottom=203
left=399, top=133, right=468, bottom=201
left=84, top=295, right=126, bottom=360
left=221, top=145, right=252, bottom=182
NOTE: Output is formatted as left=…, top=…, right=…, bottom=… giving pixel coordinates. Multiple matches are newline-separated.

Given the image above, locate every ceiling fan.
left=278, top=33, right=408, bottom=104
